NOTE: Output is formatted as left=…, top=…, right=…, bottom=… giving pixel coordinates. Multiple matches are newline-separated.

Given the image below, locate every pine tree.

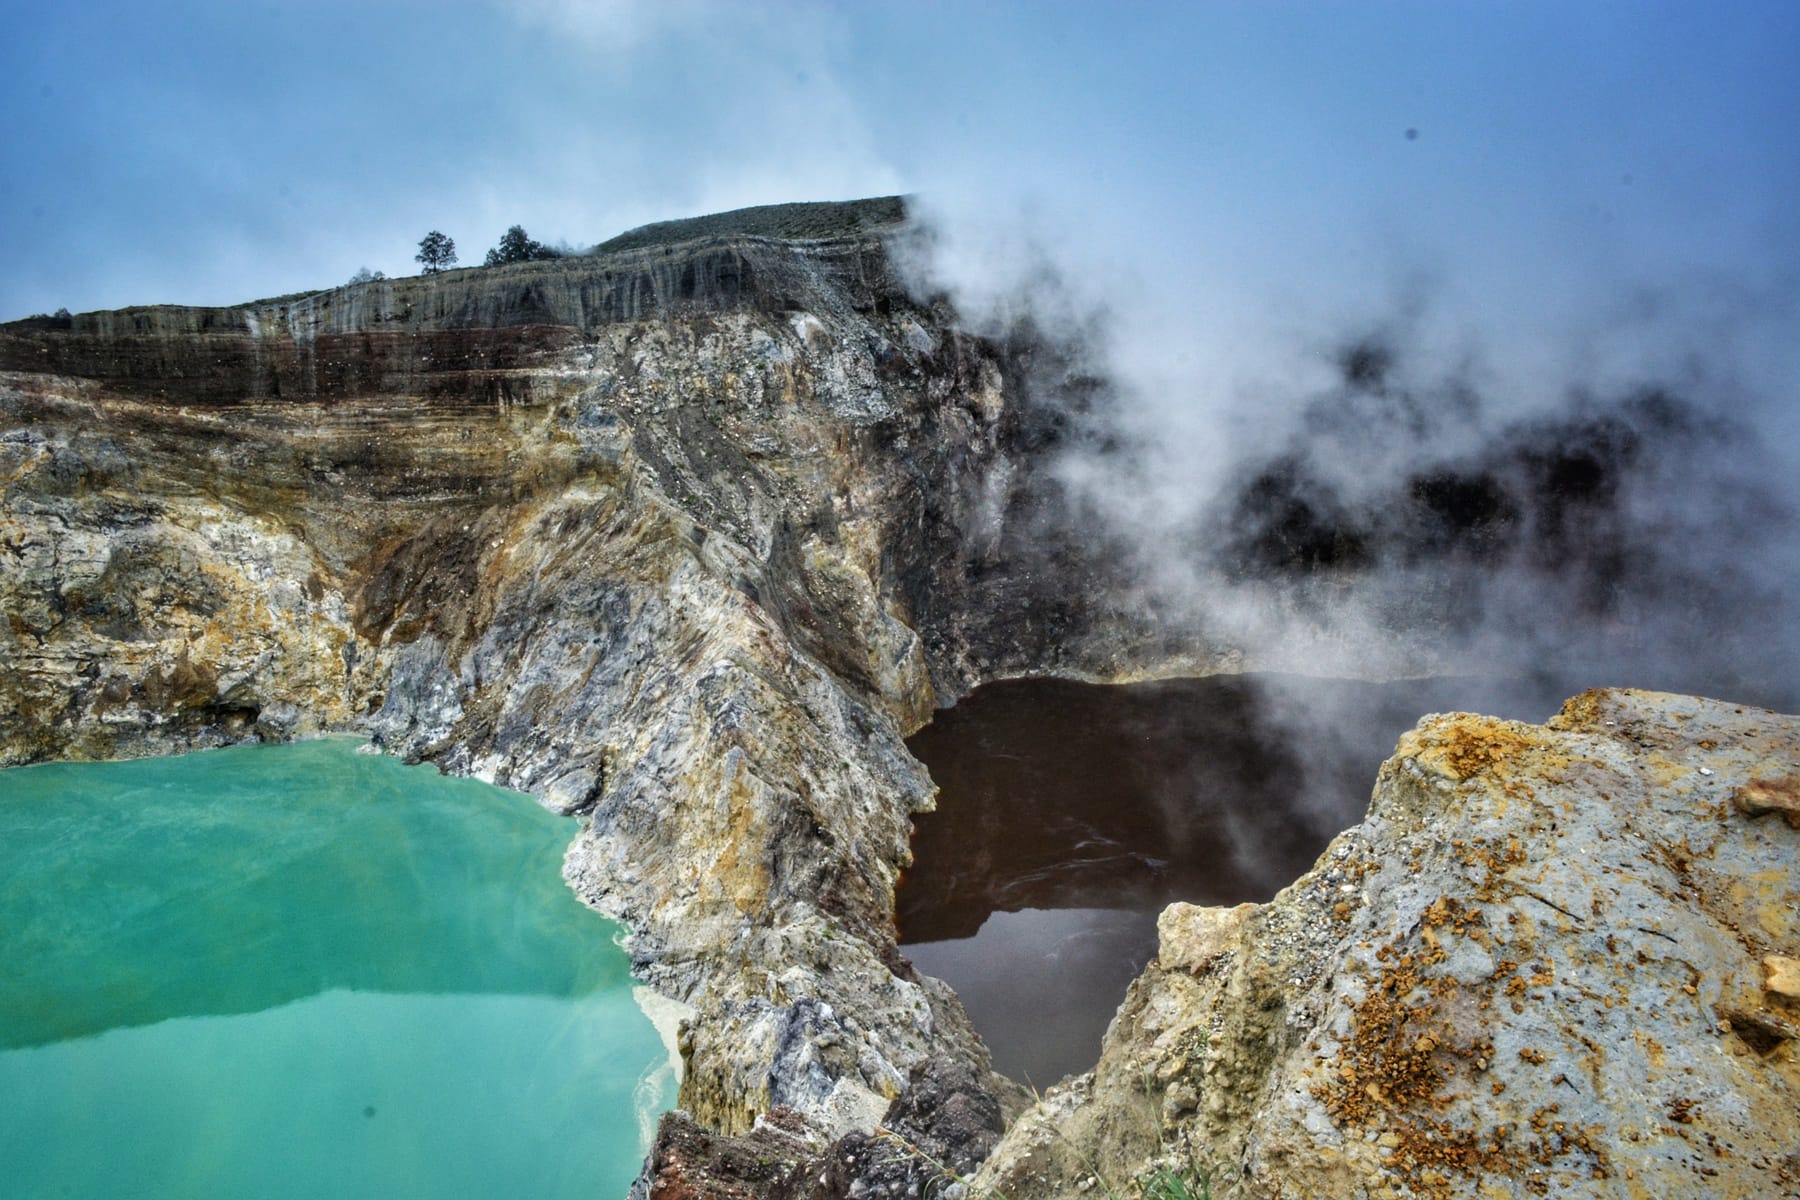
left=415, top=231, right=458, bottom=274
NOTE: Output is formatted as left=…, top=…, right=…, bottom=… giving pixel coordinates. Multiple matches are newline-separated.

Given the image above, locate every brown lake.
left=896, top=673, right=1573, bottom=1086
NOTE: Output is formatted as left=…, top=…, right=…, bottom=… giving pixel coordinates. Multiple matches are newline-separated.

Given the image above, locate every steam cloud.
left=898, top=201, right=1800, bottom=715
left=894, top=210, right=1800, bottom=990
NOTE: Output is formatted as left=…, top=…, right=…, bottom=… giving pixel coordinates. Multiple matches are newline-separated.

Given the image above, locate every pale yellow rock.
left=1736, top=776, right=1800, bottom=828
left=977, top=690, right=1800, bottom=1200
left=1157, top=902, right=1255, bottom=974
left=1766, top=955, right=1800, bottom=1000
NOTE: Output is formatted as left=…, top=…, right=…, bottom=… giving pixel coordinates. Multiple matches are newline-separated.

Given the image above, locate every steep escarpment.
left=976, top=688, right=1800, bottom=1199
left=18, top=200, right=1790, bottom=1200
left=1, top=203, right=1190, bottom=1186
left=1, top=225, right=893, bottom=407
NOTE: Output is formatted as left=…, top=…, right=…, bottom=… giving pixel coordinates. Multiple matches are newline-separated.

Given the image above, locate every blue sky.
left=4, top=2, right=1797, bottom=694
left=2, top=0, right=1796, bottom=343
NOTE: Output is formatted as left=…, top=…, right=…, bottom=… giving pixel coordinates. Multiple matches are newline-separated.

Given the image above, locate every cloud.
left=480, top=0, right=900, bottom=243
left=930, top=228, right=1800, bottom=704
left=498, top=0, right=722, bottom=50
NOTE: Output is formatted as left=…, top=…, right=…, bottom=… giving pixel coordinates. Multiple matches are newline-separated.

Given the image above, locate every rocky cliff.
left=0, top=199, right=1200, bottom=1185
left=7, top=200, right=1796, bottom=1198
left=975, top=688, right=1800, bottom=1199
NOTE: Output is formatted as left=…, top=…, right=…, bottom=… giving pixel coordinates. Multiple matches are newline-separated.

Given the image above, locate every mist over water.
left=894, top=205, right=1800, bottom=713
left=893, top=268, right=1800, bottom=1079
left=0, top=740, right=671, bottom=1200
left=899, top=672, right=1580, bottom=1086
left=893, top=145, right=1797, bottom=1091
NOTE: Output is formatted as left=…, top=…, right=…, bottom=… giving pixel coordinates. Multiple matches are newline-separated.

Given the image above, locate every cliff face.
left=1, top=212, right=1188, bottom=1177
left=4, top=237, right=887, bottom=405
left=13, top=205, right=1796, bottom=1200
left=976, top=688, right=1800, bottom=1200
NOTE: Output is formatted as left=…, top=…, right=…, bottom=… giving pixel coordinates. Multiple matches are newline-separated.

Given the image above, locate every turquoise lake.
left=0, top=738, right=672, bottom=1199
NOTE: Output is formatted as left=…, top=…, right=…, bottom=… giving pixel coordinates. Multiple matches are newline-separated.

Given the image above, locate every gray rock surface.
left=976, top=688, right=1800, bottom=1200
left=1, top=210, right=1196, bottom=1186
left=14, top=202, right=1790, bottom=1200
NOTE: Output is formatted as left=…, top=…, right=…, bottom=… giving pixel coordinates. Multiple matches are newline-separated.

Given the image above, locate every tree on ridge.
left=484, top=225, right=557, bottom=266
left=415, top=231, right=457, bottom=274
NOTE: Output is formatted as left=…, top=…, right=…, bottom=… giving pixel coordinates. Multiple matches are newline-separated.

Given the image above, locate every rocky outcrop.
left=1, top=202, right=1199, bottom=1188
left=976, top=688, right=1800, bottom=1199
left=1, top=231, right=895, bottom=407
left=17, top=199, right=1791, bottom=1200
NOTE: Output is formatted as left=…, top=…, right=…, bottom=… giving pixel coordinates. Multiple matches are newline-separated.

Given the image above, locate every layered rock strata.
left=976, top=688, right=1800, bottom=1200
left=13, top=204, right=1793, bottom=1199
left=1, top=207, right=1191, bottom=1180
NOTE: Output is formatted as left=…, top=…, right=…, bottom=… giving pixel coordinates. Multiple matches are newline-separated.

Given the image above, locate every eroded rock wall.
left=0, top=237, right=890, bottom=406
left=11, top=210, right=1799, bottom=1200
left=2, top=222, right=1170, bottom=1178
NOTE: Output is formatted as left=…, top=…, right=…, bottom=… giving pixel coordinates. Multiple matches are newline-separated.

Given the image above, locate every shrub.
left=483, top=225, right=560, bottom=266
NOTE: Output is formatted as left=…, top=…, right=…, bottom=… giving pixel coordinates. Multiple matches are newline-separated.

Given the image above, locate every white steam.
left=896, top=198, right=1800, bottom=710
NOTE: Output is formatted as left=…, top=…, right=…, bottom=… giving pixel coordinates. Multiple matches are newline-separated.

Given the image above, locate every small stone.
left=1734, top=776, right=1800, bottom=828
left=1765, top=955, right=1800, bottom=1000
left=1158, top=902, right=1255, bottom=974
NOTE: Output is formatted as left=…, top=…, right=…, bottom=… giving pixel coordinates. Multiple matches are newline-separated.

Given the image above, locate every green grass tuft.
left=1137, top=1166, right=1211, bottom=1200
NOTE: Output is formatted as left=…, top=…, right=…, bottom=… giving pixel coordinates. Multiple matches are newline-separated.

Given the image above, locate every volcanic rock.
left=974, top=688, right=1800, bottom=1200
left=13, top=198, right=1795, bottom=1199
left=0, top=199, right=1206, bottom=1187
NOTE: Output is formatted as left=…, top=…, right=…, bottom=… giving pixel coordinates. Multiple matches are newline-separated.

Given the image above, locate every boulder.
left=976, top=689, right=1800, bottom=1200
